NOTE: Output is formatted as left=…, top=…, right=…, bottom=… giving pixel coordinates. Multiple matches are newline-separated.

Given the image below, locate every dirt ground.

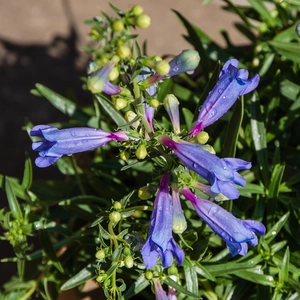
left=0, top=0, right=249, bottom=297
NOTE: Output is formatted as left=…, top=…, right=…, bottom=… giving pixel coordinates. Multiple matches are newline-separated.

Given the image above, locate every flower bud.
left=124, top=256, right=134, bottom=268
left=145, top=270, right=153, bottom=280
left=108, top=67, right=119, bottom=81
left=163, top=94, right=180, bottom=134
left=196, top=131, right=209, bottom=144
left=113, top=201, right=122, bottom=210
left=155, top=60, right=170, bottom=76
left=135, top=14, right=151, bottom=29
left=172, top=183, right=187, bottom=234
left=113, top=97, right=128, bottom=110
left=149, top=99, right=160, bottom=109
left=112, top=20, right=124, bottom=32
left=95, top=249, right=106, bottom=260
left=132, top=5, right=144, bottom=16
left=138, top=186, right=153, bottom=200
left=96, top=274, right=107, bottom=283
left=123, top=247, right=131, bottom=256
left=125, top=111, right=140, bottom=128
left=120, top=150, right=130, bottom=161
left=109, top=211, right=121, bottom=223
left=117, top=45, right=131, bottom=59
left=135, top=144, right=147, bottom=159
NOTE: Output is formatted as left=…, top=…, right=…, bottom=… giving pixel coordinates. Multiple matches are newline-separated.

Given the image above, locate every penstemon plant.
left=1, top=1, right=300, bottom=300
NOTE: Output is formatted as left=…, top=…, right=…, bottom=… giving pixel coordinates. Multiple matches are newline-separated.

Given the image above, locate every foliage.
left=1, top=1, right=300, bottom=299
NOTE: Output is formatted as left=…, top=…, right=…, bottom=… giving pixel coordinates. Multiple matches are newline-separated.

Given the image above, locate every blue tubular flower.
left=144, top=50, right=200, bottom=85
left=159, top=136, right=251, bottom=199
left=190, top=59, right=260, bottom=136
left=87, top=61, right=121, bottom=95
left=141, top=174, right=185, bottom=269
left=181, top=187, right=266, bottom=256
left=31, top=125, right=128, bottom=168
left=153, top=278, right=169, bottom=300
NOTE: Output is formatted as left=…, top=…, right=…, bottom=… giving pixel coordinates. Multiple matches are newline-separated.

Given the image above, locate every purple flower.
left=159, top=136, right=251, bottom=199
left=31, top=125, right=128, bottom=168
left=141, top=174, right=184, bottom=269
left=153, top=278, right=169, bottom=300
left=181, top=187, right=266, bottom=256
left=87, top=61, right=121, bottom=95
left=144, top=50, right=200, bottom=85
left=164, top=94, right=180, bottom=134
left=190, top=59, right=260, bottom=136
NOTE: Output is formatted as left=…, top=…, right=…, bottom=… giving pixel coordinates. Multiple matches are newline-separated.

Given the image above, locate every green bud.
left=113, top=97, right=128, bottom=110
left=117, top=45, right=131, bottom=59
left=149, top=99, right=160, bottom=109
left=135, top=144, right=147, bottom=159
left=96, top=274, right=107, bottom=283
left=138, top=186, right=153, bottom=200
left=168, top=266, right=178, bottom=276
left=108, top=67, right=119, bottom=81
left=124, top=256, right=134, bottom=268
left=123, top=247, right=131, bottom=256
left=125, top=111, right=140, bottom=128
left=112, top=20, right=124, bottom=32
left=95, top=249, right=106, bottom=260
left=145, top=270, right=153, bottom=280
left=155, top=60, right=170, bottom=76
left=135, top=14, right=151, bottom=29
left=109, top=211, right=121, bottom=223
left=196, top=131, right=209, bottom=144
left=113, top=201, right=122, bottom=210
left=120, top=150, right=130, bottom=161
left=132, top=5, right=144, bottom=16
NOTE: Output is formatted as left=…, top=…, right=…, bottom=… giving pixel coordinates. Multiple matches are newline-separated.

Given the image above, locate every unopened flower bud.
left=109, top=211, right=121, bottom=223
left=168, top=266, right=178, bottom=276
left=117, top=45, right=131, bottom=59
left=145, top=270, right=153, bottom=280
left=196, top=131, right=209, bottom=144
left=149, top=99, right=160, bottom=109
left=123, top=247, right=131, bottom=256
left=132, top=5, right=144, bottom=16
left=96, top=274, right=107, bottom=283
left=113, top=98, right=128, bottom=110
left=120, top=150, right=130, bottom=161
left=155, top=60, right=170, bottom=76
left=95, top=249, right=106, bottom=260
left=112, top=20, right=124, bottom=32
left=124, top=256, right=134, bottom=268
left=125, top=111, right=140, bottom=128
left=135, top=14, right=151, bottom=29
left=163, top=94, right=180, bottom=134
left=113, top=201, right=122, bottom=210
left=172, top=183, right=187, bottom=234
left=135, top=144, right=147, bottom=159
left=138, top=186, right=153, bottom=200
left=108, top=67, right=119, bottom=81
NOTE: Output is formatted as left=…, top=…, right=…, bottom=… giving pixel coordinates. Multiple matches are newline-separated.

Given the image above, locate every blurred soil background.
left=0, top=0, right=248, bottom=297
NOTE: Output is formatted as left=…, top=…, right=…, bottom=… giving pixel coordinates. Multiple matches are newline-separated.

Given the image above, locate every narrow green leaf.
left=17, top=258, right=25, bottom=280
left=194, top=261, right=216, bottom=282
left=269, top=41, right=300, bottom=63
left=182, top=260, right=199, bottom=300
left=251, top=92, right=270, bottom=188
left=264, top=212, right=289, bottom=244
left=164, top=277, right=201, bottom=298
left=222, top=97, right=244, bottom=157
left=95, top=94, right=127, bottom=127
left=5, top=177, right=23, bottom=220
left=21, top=153, right=32, bottom=192
left=235, top=270, right=275, bottom=287
left=123, top=274, right=150, bottom=300
left=268, top=163, right=285, bottom=199
left=203, top=262, right=255, bottom=276
left=248, top=0, right=276, bottom=27
left=278, top=247, right=290, bottom=285
left=60, top=264, right=96, bottom=290
left=39, top=230, right=64, bottom=273
left=35, top=84, right=91, bottom=123
left=182, top=108, right=194, bottom=129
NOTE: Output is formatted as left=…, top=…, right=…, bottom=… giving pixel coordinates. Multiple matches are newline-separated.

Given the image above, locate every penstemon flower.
left=181, top=187, right=266, bottom=256
left=159, top=136, right=251, bottom=199
left=31, top=125, right=128, bottom=167
left=152, top=278, right=169, bottom=300
left=190, top=59, right=260, bottom=136
left=141, top=174, right=184, bottom=269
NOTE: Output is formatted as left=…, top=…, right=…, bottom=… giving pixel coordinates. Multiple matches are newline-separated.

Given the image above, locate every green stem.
left=108, top=221, right=118, bottom=249
left=70, top=156, right=86, bottom=195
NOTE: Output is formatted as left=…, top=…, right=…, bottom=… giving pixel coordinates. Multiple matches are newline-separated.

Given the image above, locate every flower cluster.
left=30, top=40, right=265, bottom=298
